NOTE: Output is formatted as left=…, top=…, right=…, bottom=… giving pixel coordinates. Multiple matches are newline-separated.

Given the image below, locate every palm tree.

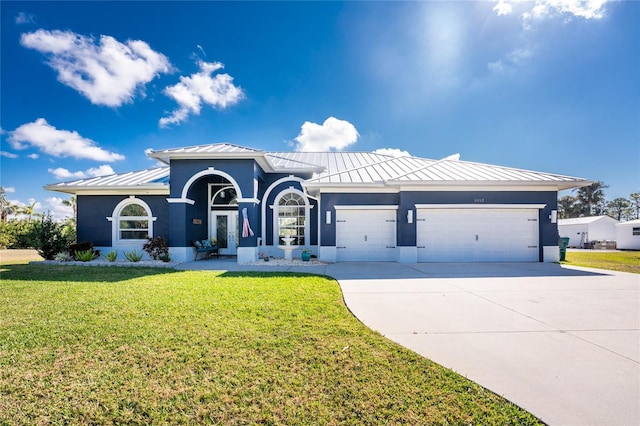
left=0, top=187, right=18, bottom=222
left=19, top=200, right=38, bottom=223
left=62, top=196, right=77, bottom=219
left=574, top=181, right=608, bottom=216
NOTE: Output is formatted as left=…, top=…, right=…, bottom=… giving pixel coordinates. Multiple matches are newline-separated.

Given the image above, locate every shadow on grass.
left=217, top=271, right=334, bottom=282
left=0, top=263, right=178, bottom=283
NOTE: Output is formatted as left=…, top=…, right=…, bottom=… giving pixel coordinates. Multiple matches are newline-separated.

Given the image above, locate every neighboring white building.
left=616, top=219, right=640, bottom=250
left=558, top=216, right=619, bottom=248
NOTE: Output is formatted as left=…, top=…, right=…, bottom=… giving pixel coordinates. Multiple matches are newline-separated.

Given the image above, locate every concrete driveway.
left=335, top=263, right=640, bottom=426
left=179, top=260, right=639, bottom=424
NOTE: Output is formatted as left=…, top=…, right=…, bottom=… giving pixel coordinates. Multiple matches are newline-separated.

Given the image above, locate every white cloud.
left=45, top=197, right=74, bottom=221
left=494, top=0, right=610, bottom=24
left=293, top=117, right=359, bottom=152
left=493, top=0, right=513, bottom=16
left=28, top=153, right=39, bottom=159
left=373, top=148, right=411, bottom=158
left=48, top=164, right=115, bottom=180
left=15, top=12, right=36, bottom=25
left=159, top=60, right=244, bottom=127
left=9, top=118, right=124, bottom=162
left=3, top=187, right=16, bottom=193
left=20, top=29, right=172, bottom=107
left=0, top=151, right=18, bottom=159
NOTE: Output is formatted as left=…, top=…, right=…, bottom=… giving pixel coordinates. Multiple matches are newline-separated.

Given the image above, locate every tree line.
left=559, top=181, right=639, bottom=221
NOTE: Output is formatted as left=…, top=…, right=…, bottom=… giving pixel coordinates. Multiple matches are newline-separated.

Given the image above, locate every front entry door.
left=211, top=211, right=239, bottom=255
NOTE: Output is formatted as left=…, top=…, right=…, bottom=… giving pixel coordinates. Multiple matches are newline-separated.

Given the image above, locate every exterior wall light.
left=407, top=210, right=414, bottom=224
left=326, top=211, right=332, bottom=225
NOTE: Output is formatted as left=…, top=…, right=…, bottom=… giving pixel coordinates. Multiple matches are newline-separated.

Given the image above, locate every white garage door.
left=336, top=209, right=397, bottom=261
left=417, top=208, right=539, bottom=262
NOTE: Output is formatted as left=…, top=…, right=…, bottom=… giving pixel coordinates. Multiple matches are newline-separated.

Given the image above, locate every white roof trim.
left=415, top=204, right=547, bottom=209
left=334, top=205, right=399, bottom=210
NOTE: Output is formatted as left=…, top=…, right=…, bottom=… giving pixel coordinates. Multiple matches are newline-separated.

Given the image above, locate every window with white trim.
left=108, top=197, right=156, bottom=243
left=633, top=227, right=640, bottom=236
left=275, top=191, right=308, bottom=245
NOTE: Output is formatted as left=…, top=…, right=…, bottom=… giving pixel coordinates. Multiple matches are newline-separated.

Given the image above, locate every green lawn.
left=0, top=263, right=541, bottom=425
left=562, top=250, right=640, bottom=274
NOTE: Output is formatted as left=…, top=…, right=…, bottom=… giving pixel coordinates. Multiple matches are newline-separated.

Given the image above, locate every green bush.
left=142, top=236, right=170, bottom=261
left=0, top=220, right=34, bottom=249
left=68, top=241, right=100, bottom=260
left=30, top=213, right=74, bottom=260
left=54, top=252, right=73, bottom=262
left=104, top=250, right=118, bottom=262
left=75, top=249, right=98, bottom=262
left=124, top=250, right=143, bottom=262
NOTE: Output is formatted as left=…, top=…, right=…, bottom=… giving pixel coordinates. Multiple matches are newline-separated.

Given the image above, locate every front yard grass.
left=0, top=264, right=541, bottom=424
left=562, top=250, right=640, bottom=274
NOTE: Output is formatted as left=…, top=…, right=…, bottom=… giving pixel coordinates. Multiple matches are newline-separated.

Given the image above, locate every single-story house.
left=616, top=219, right=640, bottom=250
left=45, top=143, right=590, bottom=264
left=558, top=215, right=619, bottom=248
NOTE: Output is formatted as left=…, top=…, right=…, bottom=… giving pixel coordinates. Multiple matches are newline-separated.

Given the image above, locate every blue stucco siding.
left=170, top=159, right=258, bottom=200
left=77, top=195, right=169, bottom=246
left=320, top=190, right=559, bottom=252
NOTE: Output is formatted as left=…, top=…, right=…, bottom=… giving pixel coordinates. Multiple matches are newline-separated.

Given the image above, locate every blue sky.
left=1, top=1, right=638, bottom=219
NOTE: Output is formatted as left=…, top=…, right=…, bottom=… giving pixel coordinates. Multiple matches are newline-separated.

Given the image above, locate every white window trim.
left=271, top=188, right=313, bottom=246
left=107, top=196, right=157, bottom=245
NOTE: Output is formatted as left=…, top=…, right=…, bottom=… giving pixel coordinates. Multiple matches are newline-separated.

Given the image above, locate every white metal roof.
left=45, top=167, right=170, bottom=195
left=46, top=143, right=590, bottom=194
left=558, top=216, right=619, bottom=225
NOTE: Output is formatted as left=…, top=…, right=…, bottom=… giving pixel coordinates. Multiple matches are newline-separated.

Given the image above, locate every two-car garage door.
left=416, top=207, right=540, bottom=262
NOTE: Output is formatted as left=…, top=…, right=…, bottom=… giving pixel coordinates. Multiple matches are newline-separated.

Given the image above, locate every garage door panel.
left=417, top=208, right=539, bottom=262
left=336, top=209, right=396, bottom=262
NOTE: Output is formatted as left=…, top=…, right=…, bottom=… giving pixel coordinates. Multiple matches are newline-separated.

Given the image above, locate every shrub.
left=0, top=220, right=34, bottom=249
left=68, top=241, right=100, bottom=260
left=30, top=213, right=74, bottom=260
left=75, top=249, right=98, bottom=262
left=142, top=236, right=169, bottom=261
left=105, top=250, right=118, bottom=262
left=124, top=249, right=143, bottom=262
left=54, top=252, right=74, bottom=262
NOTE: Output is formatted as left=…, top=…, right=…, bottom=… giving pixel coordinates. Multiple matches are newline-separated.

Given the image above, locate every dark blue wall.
left=77, top=195, right=169, bottom=246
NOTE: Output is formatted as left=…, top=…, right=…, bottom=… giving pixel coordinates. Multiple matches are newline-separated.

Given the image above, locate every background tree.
left=62, top=196, right=77, bottom=219
left=607, top=198, right=631, bottom=221
left=19, top=200, right=38, bottom=223
left=558, top=195, right=582, bottom=219
left=574, top=181, right=608, bottom=216
left=0, top=188, right=18, bottom=223
left=629, top=193, right=640, bottom=220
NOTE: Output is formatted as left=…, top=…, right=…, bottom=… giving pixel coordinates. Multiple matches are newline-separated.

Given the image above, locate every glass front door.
left=211, top=211, right=238, bottom=255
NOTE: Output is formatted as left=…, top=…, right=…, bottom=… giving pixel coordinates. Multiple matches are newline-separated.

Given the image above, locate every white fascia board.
left=415, top=203, right=547, bottom=209
left=393, top=183, right=563, bottom=192
left=46, top=186, right=170, bottom=196
left=303, top=183, right=398, bottom=194
left=335, top=205, right=399, bottom=210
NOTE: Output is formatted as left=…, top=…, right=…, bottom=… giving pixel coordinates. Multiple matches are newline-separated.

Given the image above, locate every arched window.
left=211, top=186, right=238, bottom=206
left=108, top=197, right=156, bottom=244
left=274, top=190, right=310, bottom=246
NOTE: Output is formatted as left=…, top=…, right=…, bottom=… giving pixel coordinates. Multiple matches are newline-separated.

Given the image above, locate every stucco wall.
left=77, top=195, right=169, bottom=246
